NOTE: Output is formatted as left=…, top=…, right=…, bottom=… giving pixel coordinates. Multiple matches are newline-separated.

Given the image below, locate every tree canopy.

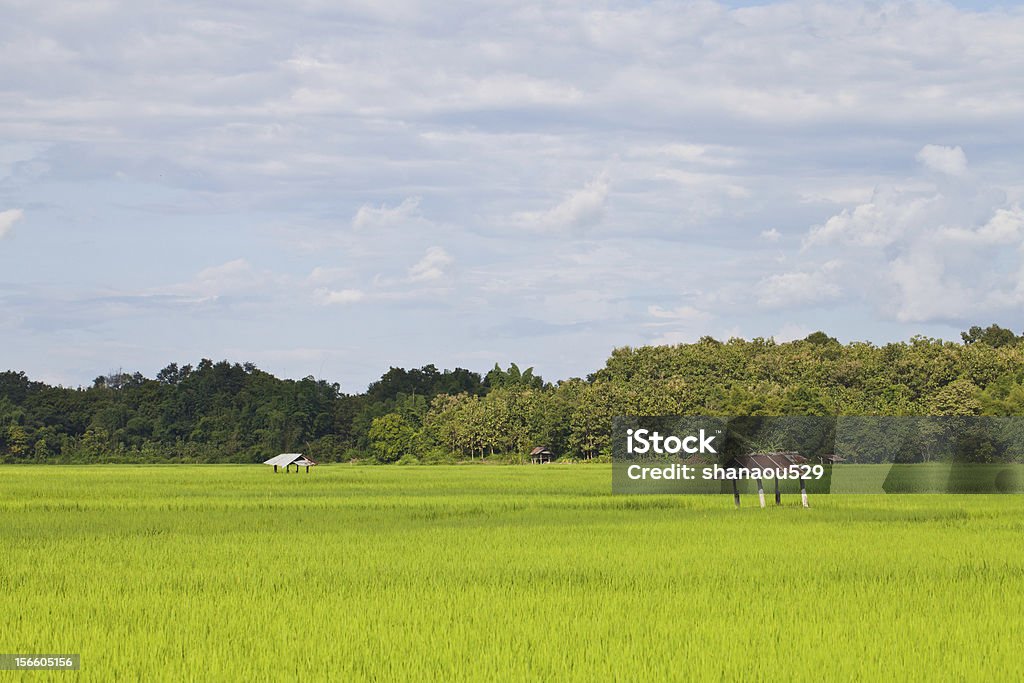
left=960, top=324, right=1023, bottom=348
left=4, top=325, right=1024, bottom=463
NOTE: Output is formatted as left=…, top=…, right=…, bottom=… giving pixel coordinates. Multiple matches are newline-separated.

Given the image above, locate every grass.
left=1, top=465, right=1023, bottom=681
left=615, top=463, right=1024, bottom=494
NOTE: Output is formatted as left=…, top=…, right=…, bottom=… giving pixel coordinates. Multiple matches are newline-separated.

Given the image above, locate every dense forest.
left=3, top=325, right=1024, bottom=464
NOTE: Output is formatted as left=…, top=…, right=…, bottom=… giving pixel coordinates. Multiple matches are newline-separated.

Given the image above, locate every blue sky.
left=2, top=0, right=1024, bottom=391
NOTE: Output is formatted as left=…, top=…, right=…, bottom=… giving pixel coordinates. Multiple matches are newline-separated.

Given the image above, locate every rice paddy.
left=2, top=465, right=1022, bottom=681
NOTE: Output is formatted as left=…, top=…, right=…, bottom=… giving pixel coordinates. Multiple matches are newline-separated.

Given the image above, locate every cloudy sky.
left=3, top=0, right=1024, bottom=390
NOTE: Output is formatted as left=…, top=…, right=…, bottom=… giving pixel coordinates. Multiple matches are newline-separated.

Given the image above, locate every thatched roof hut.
left=264, top=452, right=318, bottom=473
left=529, top=446, right=553, bottom=464
left=723, top=451, right=810, bottom=508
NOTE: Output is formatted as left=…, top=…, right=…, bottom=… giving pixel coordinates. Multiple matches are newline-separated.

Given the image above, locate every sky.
left=2, top=0, right=1024, bottom=392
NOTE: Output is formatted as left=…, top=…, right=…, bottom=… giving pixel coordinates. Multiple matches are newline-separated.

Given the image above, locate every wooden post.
left=306, top=465, right=309, bottom=473
left=774, top=475, right=781, bottom=505
left=732, top=479, right=740, bottom=508
left=274, top=465, right=278, bottom=473
left=757, top=478, right=766, bottom=508
left=800, top=477, right=809, bottom=508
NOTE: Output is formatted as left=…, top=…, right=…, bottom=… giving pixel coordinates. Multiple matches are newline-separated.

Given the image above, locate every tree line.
left=4, top=325, right=1024, bottom=463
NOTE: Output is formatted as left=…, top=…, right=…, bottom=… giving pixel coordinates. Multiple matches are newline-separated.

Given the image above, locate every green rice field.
left=2, top=465, right=1023, bottom=681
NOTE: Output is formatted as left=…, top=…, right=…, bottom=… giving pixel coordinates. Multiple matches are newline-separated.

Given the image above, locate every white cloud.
left=628, top=143, right=739, bottom=167
left=940, top=206, right=1024, bottom=246
left=516, top=174, right=610, bottom=233
left=773, top=323, right=811, bottom=343
left=0, top=209, right=24, bottom=238
left=183, top=259, right=265, bottom=298
left=8, top=1, right=1024, bottom=387
left=797, top=185, right=876, bottom=205
left=885, top=252, right=960, bottom=322
left=786, top=147, right=1024, bottom=323
left=917, top=144, right=968, bottom=176
left=408, top=246, right=453, bottom=282
left=305, top=266, right=352, bottom=286
left=352, top=197, right=422, bottom=230
left=306, top=246, right=454, bottom=308
left=804, top=188, right=944, bottom=249
left=654, top=169, right=750, bottom=199
left=758, top=261, right=843, bottom=308
left=316, top=288, right=365, bottom=305
left=647, top=305, right=711, bottom=322
left=643, top=304, right=715, bottom=346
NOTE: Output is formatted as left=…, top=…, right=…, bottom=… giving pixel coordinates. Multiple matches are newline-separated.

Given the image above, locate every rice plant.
left=1, top=465, right=1021, bottom=681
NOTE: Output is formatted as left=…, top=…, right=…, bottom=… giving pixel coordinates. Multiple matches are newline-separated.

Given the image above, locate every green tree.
left=804, top=331, right=839, bottom=346
left=961, top=324, right=1021, bottom=348
left=929, top=379, right=983, bottom=416
left=368, top=413, right=416, bottom=463
left=485, top=363, right=544, bottom=390
left=6, top=424, right=28, bottom=458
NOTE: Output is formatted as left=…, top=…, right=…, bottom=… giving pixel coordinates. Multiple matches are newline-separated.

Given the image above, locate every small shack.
left=529, top=446, right=554, bottom=464
left=724, top=451, right=809, bottom=509
left=819, top=454, right=845, bottom=464
left=264, top=452, right=318, bottom=473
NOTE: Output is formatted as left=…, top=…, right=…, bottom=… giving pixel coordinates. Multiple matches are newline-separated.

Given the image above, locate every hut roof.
left=725, top=451, right=807, bottom=470
left=530, top=446, right=552, bottom=456
left=820, top=454, right=846, bottom=463
left=264, top=453, right=318, bottom=467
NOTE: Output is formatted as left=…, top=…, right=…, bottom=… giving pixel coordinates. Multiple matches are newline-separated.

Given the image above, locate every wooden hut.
left=264, top=453, right=318, bottom=473
left=529, top=446, right=553, bottom=464
left=724, top=451, right=809, bottom=508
